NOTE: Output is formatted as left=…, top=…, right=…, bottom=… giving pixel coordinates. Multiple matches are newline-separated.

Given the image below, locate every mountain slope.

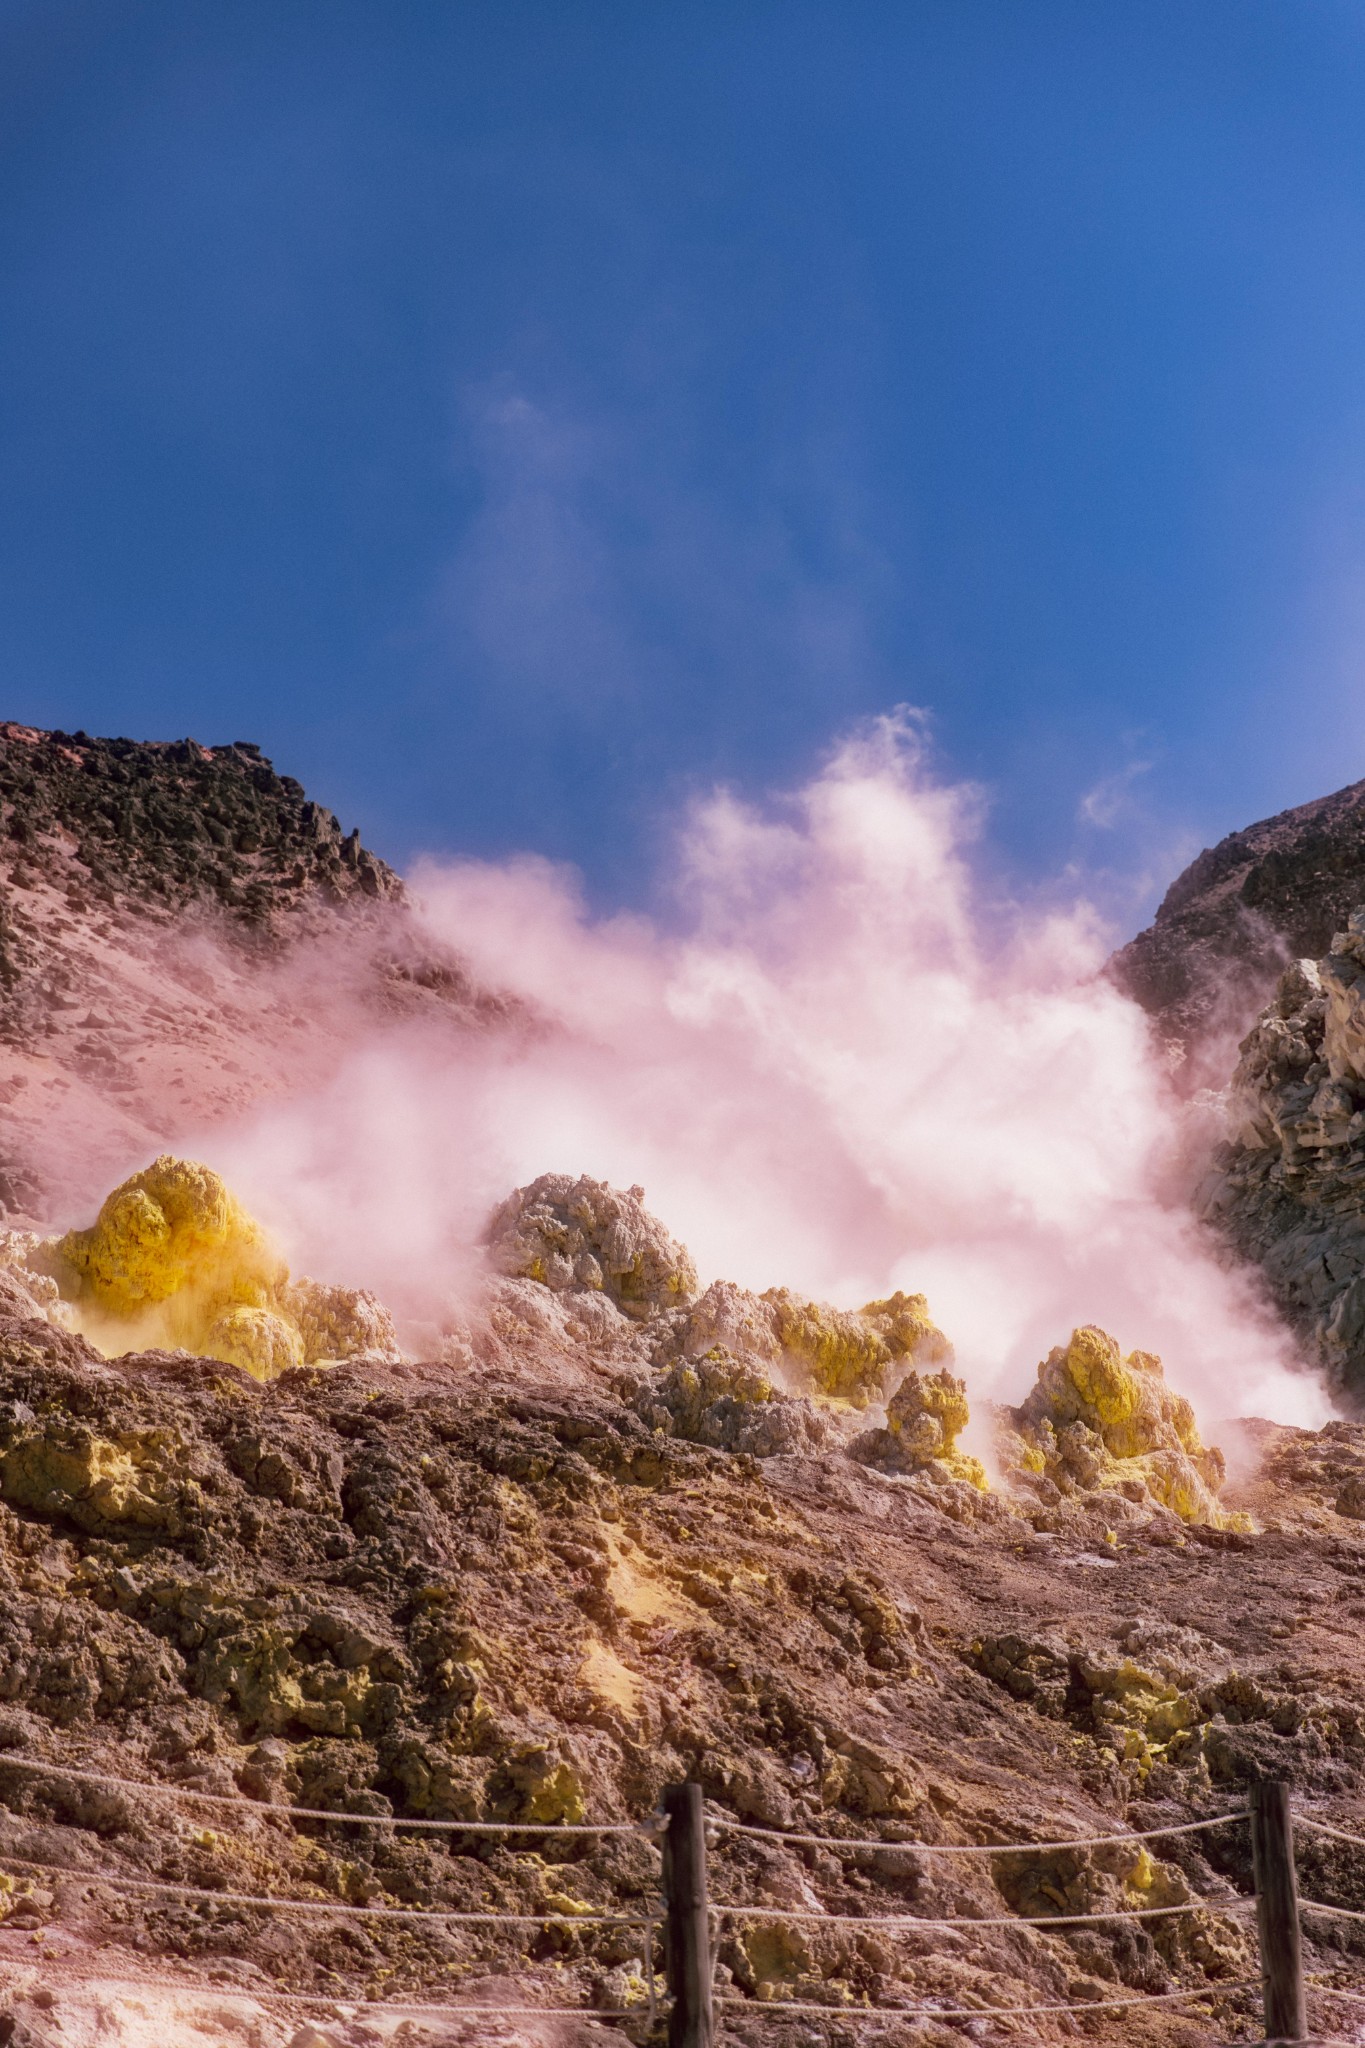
left=0, top=725, right=500, bottom=1226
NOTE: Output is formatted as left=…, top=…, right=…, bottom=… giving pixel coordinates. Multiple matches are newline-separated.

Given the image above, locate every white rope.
left=0, top=1961, right=642, bottom=2020
left=0, top=1753, right=647, bottom=1836
left=1295, top=1813, right=1365, bottom=1852
left=0, top=1849, right=659, bottom=1930
left=712, top=1896, right=1255, bottom=1929
left=1298, top=1896, right=1365, bottom=1925
left=713, top=1807, right=1247, bottom=1855
left=0, top=1752, right=1248, bottom=1856
left=1309, top=1981, right=1365, bottom=2004
left=717, top=1975, right=1261, bottom=2018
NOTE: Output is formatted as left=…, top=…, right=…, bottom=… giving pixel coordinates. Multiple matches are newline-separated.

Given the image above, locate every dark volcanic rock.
left=1111, top=776, right=1365, bottom=1077
left=1195, top=913, right=1365, bottom=1408
left=0, top=723, right=398, bottom=952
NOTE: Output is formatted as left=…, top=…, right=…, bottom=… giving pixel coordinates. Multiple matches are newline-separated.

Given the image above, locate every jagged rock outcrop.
left=0, top=723, right=399, bottom=945
left=632, top=1345, right=834, bottom=1457
left=1195, top=910, right=1365, bottom=1406
left=672, top=1277, right=952, bottom=1406
left=849, top=1363, right=988, bottom=1490
left=1110, top=773, right=1365, bottom=1077
left=490, top=1177, right=1255, bottom=1558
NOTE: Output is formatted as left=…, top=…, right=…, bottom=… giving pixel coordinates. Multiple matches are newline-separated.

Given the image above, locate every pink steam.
left=200, top=712, right=1325, bottom=1426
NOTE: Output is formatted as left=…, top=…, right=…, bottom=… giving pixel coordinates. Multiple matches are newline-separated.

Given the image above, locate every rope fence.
left=5, top=1748, right=1365, bottom=2037
left=0, top=1845, right=662, bottom=1929
left=0, top=1751, right=651, bottom=1834
left=711, top=1896, right=1258, bottom=1928
left=715, top=1978, right=1265, bottom=2019
left=712, top=1807, right=1247, bottom=1853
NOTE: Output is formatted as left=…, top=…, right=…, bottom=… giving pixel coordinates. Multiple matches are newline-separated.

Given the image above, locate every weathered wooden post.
left=662, top=1782, right=714, bottom=2048
left=1251, top=1779, right=1307, bottom=2044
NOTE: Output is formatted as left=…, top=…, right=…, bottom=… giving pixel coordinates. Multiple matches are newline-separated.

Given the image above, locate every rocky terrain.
left=0, top=1158, right=1353, bottom=2046
left=1111, top=775, right=1365, bottom=1082
left=8, top=726, right=1365, bottom=2045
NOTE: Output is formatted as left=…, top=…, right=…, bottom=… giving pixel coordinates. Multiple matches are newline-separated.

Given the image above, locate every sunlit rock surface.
left=1110, top=771, right=1365, bottom=1079
left=0, top=1234, right=1357, bottom=2043
left=672, top=1276, right=952, bottom=1407
left=486, top=1171, right=699, bottom=1318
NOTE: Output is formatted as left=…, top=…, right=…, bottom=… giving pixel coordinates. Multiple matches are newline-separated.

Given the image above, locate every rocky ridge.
left=1111, top=774, right=1365, bottom=1080
left=0, top=726, right=507, bottom=1224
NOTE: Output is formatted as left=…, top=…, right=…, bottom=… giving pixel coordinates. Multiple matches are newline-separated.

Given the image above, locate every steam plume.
left=199, top=712, right=1322, bottom=1424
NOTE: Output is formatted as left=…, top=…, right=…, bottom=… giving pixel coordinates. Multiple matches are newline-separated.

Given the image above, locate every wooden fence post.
left=1251, top=1779, right=1307, bottom=2044
left=662, top=1782, right=714, bottom=2048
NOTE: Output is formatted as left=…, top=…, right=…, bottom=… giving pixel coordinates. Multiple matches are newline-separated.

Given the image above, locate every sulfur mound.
left=1002, top=1325, right=1245, bottom=1529
left=207, top=1305, right=305, bottom=1378
left=763, top=1289, right=943, bottom=1404
left=485, top=1173, right=699, bottom=1319
left=848, top=1360, right=988, bottom=1489
left=57, top=1155, right=284, bottom=1323
left=677, top=1280, right=953, bottom=1408
left=31, top=1156, right=402, bottom=1380
left=282, top=1277, right=403, bottom=1366
left=885, top=1365, right=987, bottom=1486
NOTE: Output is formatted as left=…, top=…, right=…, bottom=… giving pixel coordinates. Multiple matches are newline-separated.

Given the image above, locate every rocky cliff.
left=1193, top=912, right=1365, bottom=1414
left=1110, top=776, right=1365, bottom=1080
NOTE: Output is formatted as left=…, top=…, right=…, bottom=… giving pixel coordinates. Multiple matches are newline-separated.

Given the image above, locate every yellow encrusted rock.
left=1004, top=1325, right=1249, bottom=1530
left=762, top=1286, right=953, bottom=1405
left=58, top=1154, right=284, bottom=1322
left=41, top=1155, right=402, bottom=1381
left=885, top=1365, right=987, bottom=1488
left=207, top=1305, right=306, bottom=1380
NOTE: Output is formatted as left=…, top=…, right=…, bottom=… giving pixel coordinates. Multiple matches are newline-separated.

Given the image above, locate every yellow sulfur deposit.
left=764, top=1286, right=953, bottom=1405
left=40, top=1155, right=401, bottom=1381
left=1004, top=1325, right=1248, bottom=1530
left=885, top=1365, right=988, bottom=1489
left=59, top=1154, right=284, bottom=1319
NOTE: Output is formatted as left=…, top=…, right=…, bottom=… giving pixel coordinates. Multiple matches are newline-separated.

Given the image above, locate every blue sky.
left=5, top=0, right=1365, bottom=922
